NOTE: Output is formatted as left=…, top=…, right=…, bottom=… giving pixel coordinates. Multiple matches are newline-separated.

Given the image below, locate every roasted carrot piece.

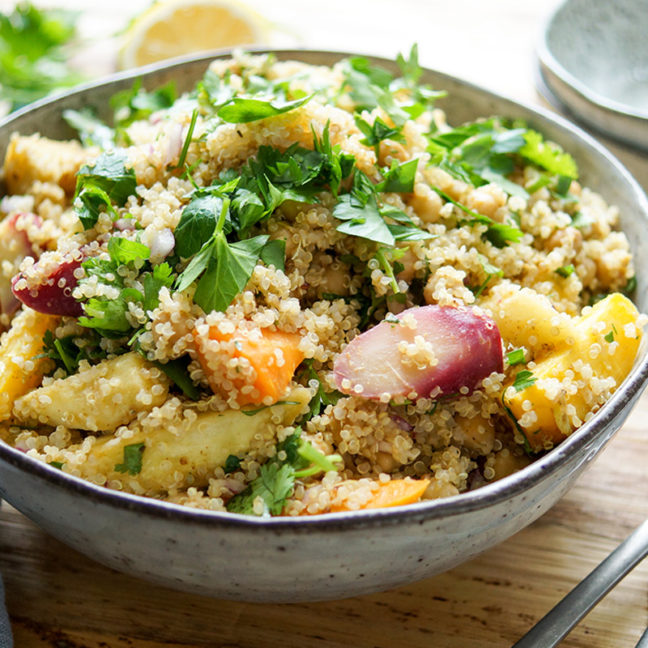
left=197, top=326, right=304, bottom=406
left=331, top=478, right=431, bottom=512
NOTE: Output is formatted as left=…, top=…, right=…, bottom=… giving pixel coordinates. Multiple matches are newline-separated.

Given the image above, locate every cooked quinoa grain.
left=0, top=49, right=643, bottom=516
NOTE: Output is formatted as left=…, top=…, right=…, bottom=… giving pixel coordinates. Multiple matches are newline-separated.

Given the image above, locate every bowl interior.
left=544, top=0, right=648, bottom=116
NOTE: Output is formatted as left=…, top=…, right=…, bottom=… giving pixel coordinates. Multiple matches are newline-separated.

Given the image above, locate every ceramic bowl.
left=0, top=50, right=647, bottom=603
left=538, top=0, right=648, bottom=151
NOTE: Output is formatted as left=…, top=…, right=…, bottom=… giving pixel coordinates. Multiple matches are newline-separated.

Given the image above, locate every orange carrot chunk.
left=331, top=478, right=431, bottom=512
left=203, top=326, right=304, bottom=406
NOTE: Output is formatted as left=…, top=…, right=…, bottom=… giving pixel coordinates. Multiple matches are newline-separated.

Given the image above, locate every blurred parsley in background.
left=0, top=2, right=85, bottom=113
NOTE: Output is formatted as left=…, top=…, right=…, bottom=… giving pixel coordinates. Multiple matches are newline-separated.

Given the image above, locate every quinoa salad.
left=0, top=48, right=643, bottom=517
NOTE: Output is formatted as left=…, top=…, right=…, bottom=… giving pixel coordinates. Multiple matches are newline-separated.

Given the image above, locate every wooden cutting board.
left=1, top=388, right=646, bottom=648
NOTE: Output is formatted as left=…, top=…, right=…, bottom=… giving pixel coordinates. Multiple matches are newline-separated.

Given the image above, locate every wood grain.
left=1, top=0, right=647, bottom=645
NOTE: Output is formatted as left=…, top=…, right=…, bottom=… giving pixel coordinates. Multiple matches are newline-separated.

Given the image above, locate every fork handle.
left=513, top=519, right=648, bottom=648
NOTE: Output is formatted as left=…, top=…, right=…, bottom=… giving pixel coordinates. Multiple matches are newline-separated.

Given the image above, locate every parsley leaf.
left=224, top=454, right=241, bottom=474
left=74, top=151, right=137, bottom=230
left=174, top=194, right=223, bottom=258
left=506, top=348, right=526, bottom=366
left=512, top=370, right=537, bottom=392
left=114, top=443, right=145, bottom=476
left=226, top=429, right=342, bottom=516
left=154, top=356, right=200, bottom=400
left=194, top=233, right=268, bottom=312
left=355, top=115, right=404, bottom=158
left=375, top=158, right=418, bottom=193
left=519, top=130, right=578, bottom=179
left=555, top=264, right=575, bottom=278
left=217, top=94, right=313, bottom=123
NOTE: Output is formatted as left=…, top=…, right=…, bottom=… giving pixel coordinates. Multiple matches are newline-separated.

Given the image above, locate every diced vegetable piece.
left=0, top=212, right=41, bottom=316
left=3, top=133, right=87, bottom=195
left=74, top=387, right=310, bottom=495
left=195, top=325, right=305, bottom=405
left=330, top=478, right=431, bottom=512
left=0, top=307, right=58, bottom=421
left=13, top=352, right=170, bottom=432
left=483, top=284, right=575, bottom=354
left=12, top=257, right=83, bottom=316
left=505, top=293, right=642, bottom=452
left=333, top=305, right=503, bottom=400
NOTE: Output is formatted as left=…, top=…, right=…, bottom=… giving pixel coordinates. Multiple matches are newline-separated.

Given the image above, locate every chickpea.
left=409, top=183, right=442, bottom=224
left=465, top=185, right=506, bottom=219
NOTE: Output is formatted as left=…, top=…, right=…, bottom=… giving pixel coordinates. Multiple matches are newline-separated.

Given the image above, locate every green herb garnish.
left=114, top=443, right=145, bottom=476
left=512, top=370, right=537, bottom=392
left=227, top=428, right=342, bottom=516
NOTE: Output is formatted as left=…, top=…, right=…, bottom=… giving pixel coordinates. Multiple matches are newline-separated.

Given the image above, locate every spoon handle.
left=513, top=519, right=648, bottom=648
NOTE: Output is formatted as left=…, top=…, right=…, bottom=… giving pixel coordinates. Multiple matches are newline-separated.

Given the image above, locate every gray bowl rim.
left=1, top=47, right=647, bottom=532
left=537, top=0, right=648, bottom=121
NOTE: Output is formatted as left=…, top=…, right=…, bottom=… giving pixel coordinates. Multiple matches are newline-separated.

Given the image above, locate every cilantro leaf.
left=227, top=462, right=295, bottom=516
left=193, top=234, right=268, bottom=313
left=217, top=94, right=313, bottom=123
left=512, top=370, right=537, bottom=392
left=114, top=443, right=145, bottom=476
left=174, top=194, right=222, bottom=258
left=555, top=264, right=575, bottom=278
left=154, top=356, right=200, bottom=400
left=224, top=455, right=241, bottom=474
left=74, top=151, right=137, bottom=230
left=108, top=236, right=150, bottom=264
left=506, top=348, right=526, bottom=366
left=519, top=130, right=578, bottom=179
left=260, top=238, right=286, bottom=271
left=375, top=158, right=418, bottom=193
left=226, top=429, right=342, bottom=516
left=355, top=115, right=403, bottom=157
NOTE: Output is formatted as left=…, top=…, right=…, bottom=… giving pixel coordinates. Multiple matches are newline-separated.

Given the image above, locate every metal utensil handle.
left=513, top=519, right=648, bottom=648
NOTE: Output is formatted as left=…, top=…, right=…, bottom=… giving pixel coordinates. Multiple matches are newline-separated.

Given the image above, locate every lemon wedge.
left=118, top=0, right=272, bottom=69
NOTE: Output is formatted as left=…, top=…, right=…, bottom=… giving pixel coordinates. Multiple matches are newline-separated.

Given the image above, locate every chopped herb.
left=623, top=276, right=637, bottom=295
left=217, top=94, right=313, bottom=123
left=74, top=151, right=137, bottom=230
left=506, top=348, right=526, bottom=366
left=154, top=357, right=200, bottom=400
left=471, top=256, right=503, bottom=298
left=604, top=325, right=617, bottom=343
left=224, top=455, right=241, bottom=473
left=555, top=264, right=575, bottom=278
left=375, top=158, right=418, bottom=193
left=114, top=443, right=145, bottom=475
left=227, top=428, right=342, bottom=516
left=431, top=185, right=523, bottom=247
left=170, top=107, right=198, bottom=171
left=78, top=236, right=174, bottom=340
left=300, top=359, right=342, bottom=421
left=355, top=114, right=404, bottom=158
left=512, top=370, right=537, bottom=392
left=48, top=461, right=64, bottom=470
left=519, top=130, right=578, bottom=179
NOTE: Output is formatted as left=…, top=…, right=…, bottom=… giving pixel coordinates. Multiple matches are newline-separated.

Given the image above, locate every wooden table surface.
left=1, top=0, right=647, bottom=646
